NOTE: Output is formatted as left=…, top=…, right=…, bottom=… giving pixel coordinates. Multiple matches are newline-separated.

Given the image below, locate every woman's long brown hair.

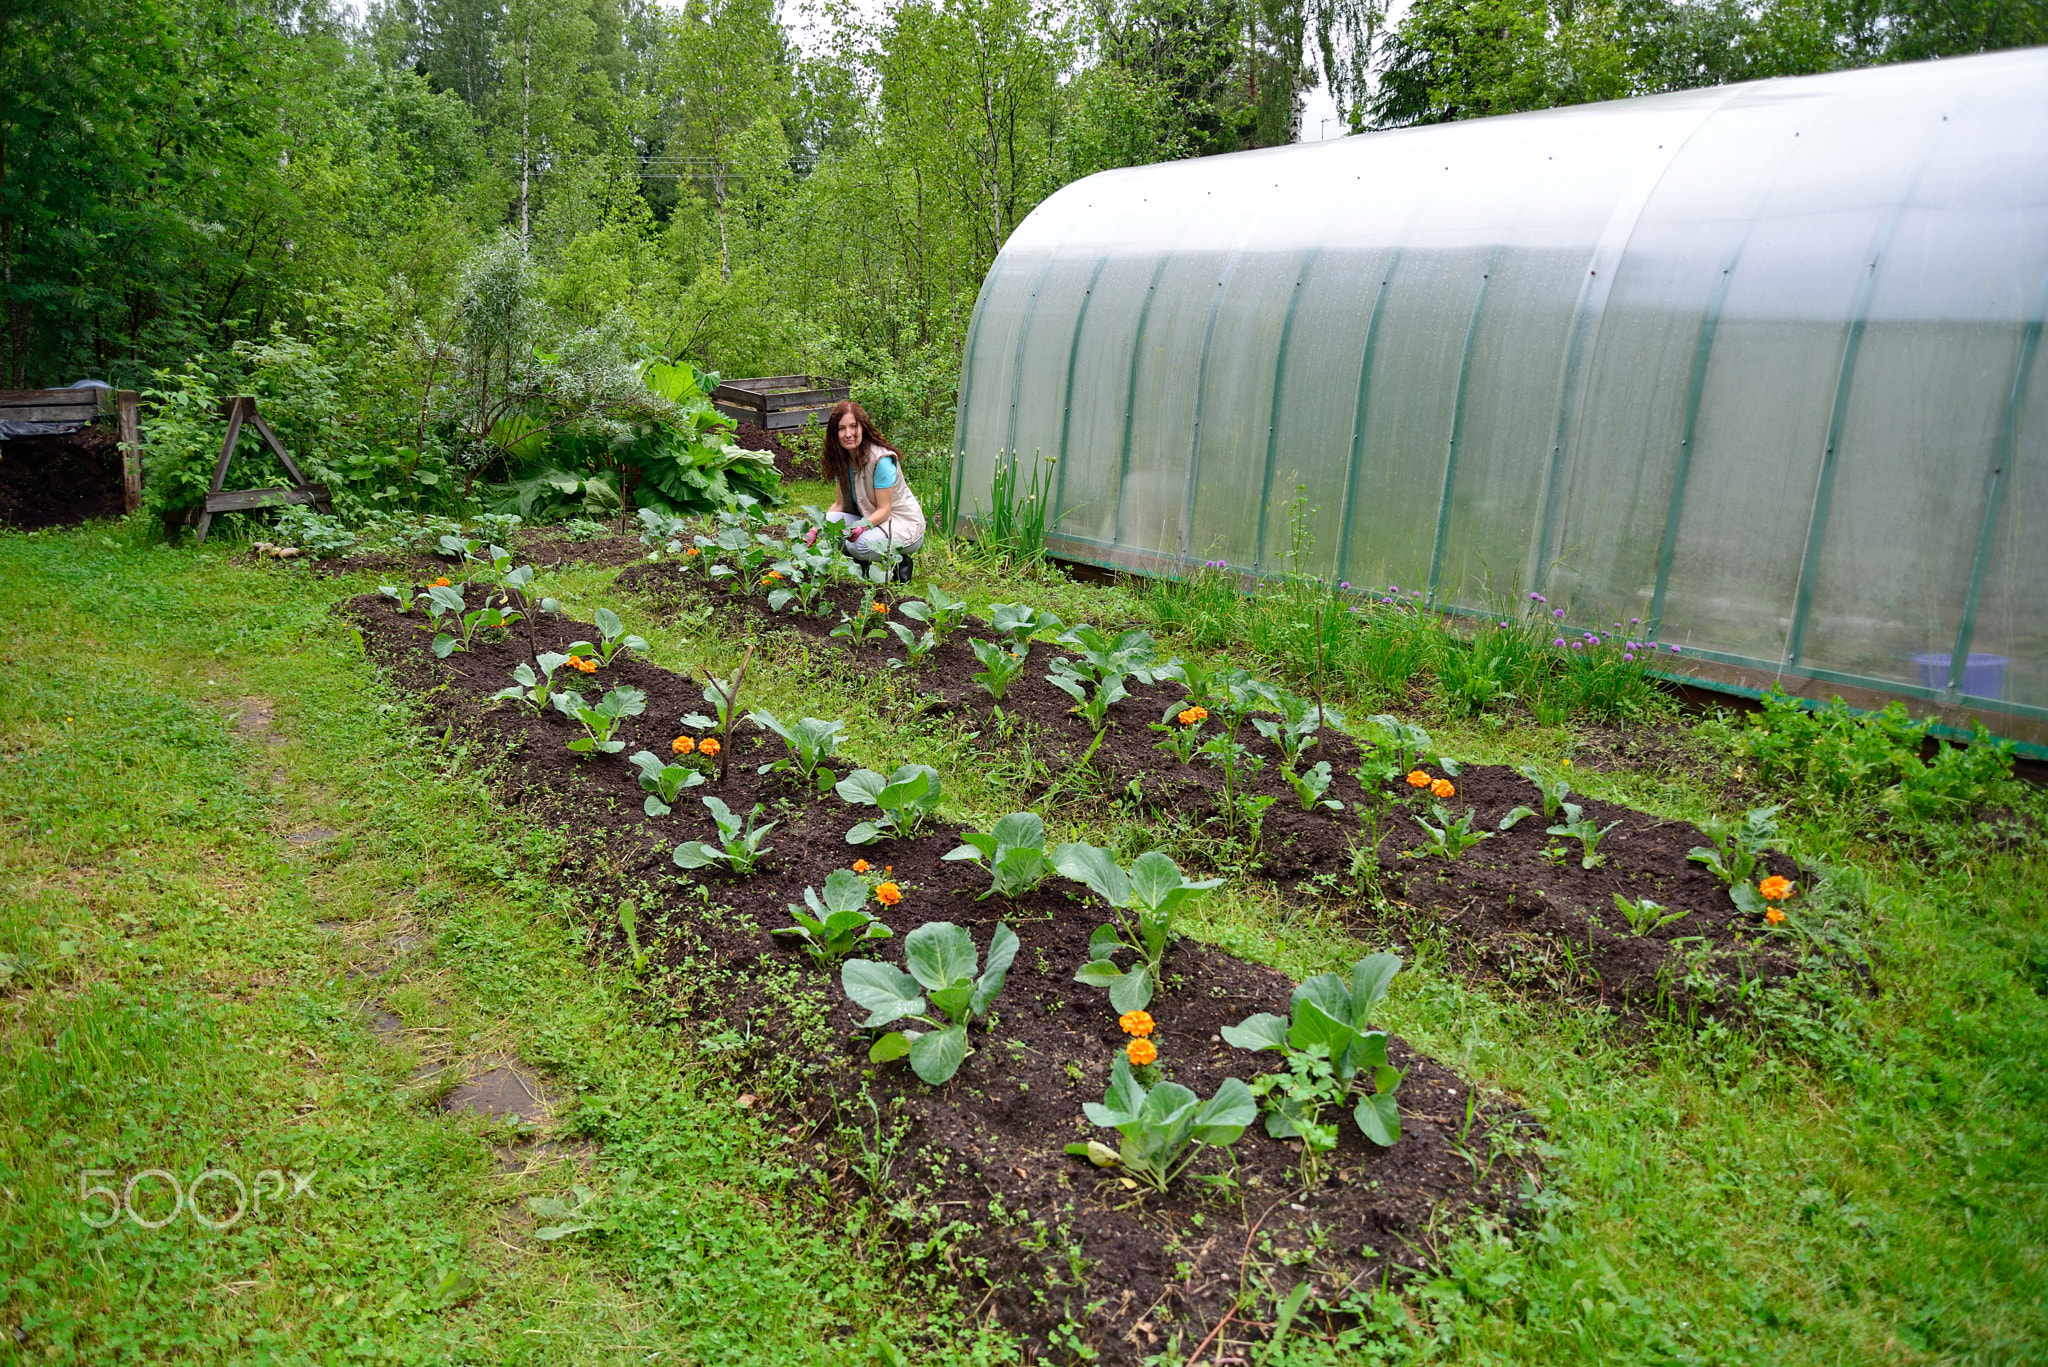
left=819, top=400, right=897, bottom=488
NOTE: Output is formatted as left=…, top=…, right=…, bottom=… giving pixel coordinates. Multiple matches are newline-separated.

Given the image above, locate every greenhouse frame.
left=949, top=48, right=2048, bottom=750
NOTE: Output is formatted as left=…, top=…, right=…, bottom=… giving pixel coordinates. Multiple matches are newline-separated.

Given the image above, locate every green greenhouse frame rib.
left=950, top=49, right=2048, bottom=747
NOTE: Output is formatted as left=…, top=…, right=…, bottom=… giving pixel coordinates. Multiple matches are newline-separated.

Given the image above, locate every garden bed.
left=344, top=589, right=1536, bottom=1361
left=621, top=565, right=1812, bottom=1017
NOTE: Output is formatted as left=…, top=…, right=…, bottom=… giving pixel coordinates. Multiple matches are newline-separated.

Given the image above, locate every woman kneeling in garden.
left=822, top=400, right=925, bottom=583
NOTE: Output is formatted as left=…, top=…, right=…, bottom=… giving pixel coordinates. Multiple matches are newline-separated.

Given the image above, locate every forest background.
left=5, top=0, right=2044, bottom=525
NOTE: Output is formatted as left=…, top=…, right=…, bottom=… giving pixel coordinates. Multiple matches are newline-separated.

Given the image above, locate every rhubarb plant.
left=671, top=796, right=777, bottom=874
left=748, top=711, right=845, bottom=792
left=969, top=638, right=1028, bottom=700
left=628, top=749, right=707, bottom=816
left=1222, top=953, right=1406, bottom=1151
left=773, top=869, right=892, bottom=966
left=1058, top=845, right=1223, bottom=1011
left=943, top=812, right=1054, bottom=898
left=843, top=921, right=1019, bottom=1085
left=836, top=764, right=944, bottom=844
left=492, top=652, right=573, bottom=712
left=552, top=686, right=646, bottom=755
left=1067, top=1057, right=1255, bottom=1194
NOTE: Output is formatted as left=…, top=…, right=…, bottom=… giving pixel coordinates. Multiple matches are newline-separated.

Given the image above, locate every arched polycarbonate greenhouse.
left=949, top=47, right=2048, bottom=749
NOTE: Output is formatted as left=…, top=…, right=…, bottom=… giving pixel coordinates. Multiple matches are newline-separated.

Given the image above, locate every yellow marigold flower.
left=1126, top=1038, right=1157, bottom=1066
left=1759, top=875, right=1794, bottom=902
left=884, top=865, right=893, bottom=874
left=698, top=738, right=721, bottom=757
left=1430, top=778, right=1455, bottom=799
left=1406, top=770, right=1431, bottom=788
left=875, top=881, right=903, bottom=907
left=1118, top=1010, right=1154, bottom=1038
left=852, top=859, right=870, bottom=874
left=1178, top=707, right=1208, bottom=726
left=671, top=736, right=696, bottom=755
left=1765, top=907, right=1786, bottom=925
left=432, top=577, right=451, bottom=587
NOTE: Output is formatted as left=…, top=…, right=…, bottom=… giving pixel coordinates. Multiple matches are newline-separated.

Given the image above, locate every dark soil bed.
left=0, top=424, right=124, bottom=528
left=344, top=588, right=1537, bottom=1363
left=618, top=565, right=1809, bottom=1017
left=733, top=421, right=819, bottom=482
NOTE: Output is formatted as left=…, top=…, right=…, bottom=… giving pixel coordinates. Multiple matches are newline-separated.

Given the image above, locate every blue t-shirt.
left=872, top=455, right=898, bottom=489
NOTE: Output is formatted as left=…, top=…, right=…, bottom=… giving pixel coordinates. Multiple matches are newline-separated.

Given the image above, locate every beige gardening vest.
left=850, top=443, right=926, bottom=548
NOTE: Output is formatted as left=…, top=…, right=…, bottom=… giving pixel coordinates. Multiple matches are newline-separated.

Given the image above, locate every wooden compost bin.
left=711, top=375, right=849, bottom=435
left=0, top=385, right=144, bottom=512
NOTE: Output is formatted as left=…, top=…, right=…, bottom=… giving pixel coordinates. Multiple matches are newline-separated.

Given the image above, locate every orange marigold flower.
left=671, top=736, right=696, bottom=755
left=1118, top=1010, right=1155, bottom=1038
left=884, top=865, right=893, bottom=874
left=1759, top=875, right=1794, bottom=902
left=1430, top=778, right=1455, bottom=799
left=872, top=601, right=888, bottom=614
left=698, top=738, right=721, bottom=757
left=685, top=547, right=700, bottom=556
left=1406, top=770, right=1431, bottom=788
left=1765, top=907, right=1786, bottom=925
left=432, top=577, right=451, bottom=587
left=852, top=859, right=870, bottom=874
left=875, top=881, right=903, bottom=907
left=1178, top=707, right=1208, bottom=726
left=1126, top=1038, right=1158, bottom=1067
left=568, top=657, right=597, bottom=674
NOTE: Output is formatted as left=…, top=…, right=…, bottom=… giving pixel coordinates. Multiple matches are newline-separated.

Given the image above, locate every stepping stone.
left=287, top=827, right=338, bottom=845
left=439, top=1062, right=549, bottom=1124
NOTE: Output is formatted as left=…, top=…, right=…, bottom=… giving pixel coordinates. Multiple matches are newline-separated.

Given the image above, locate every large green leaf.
left=819, top=869, right=868, bottom=915
left=991, top=811, right=1044, bottom=852
left=1107, top=964, right=1153, bottom=1013
left=1219, top=1012, right=1289, bottom=1053
left=970, top=924, right=1019, bottom=1017
left=841, top=959, right=923, bottom=1028
left=1052, top=843, right=1130, bottom=907
left=908, top=1024, right=968, bottom=1084
left=1086, top=1054, right=1148, bottom=1127
left=835, top=769, right=888, bottom=806
left=1354, top=1091, right=1402, bottom=1147
left=1127, top=851, right=1186, bottom=913
left=902, top=922, right=977, bottom=993
left=1191, top=1077, right=1257, bottom=1145
left=943, top=833, right=997, bottom=864
left=670, top=841, right=724, bottom=870
left=1291, top=973, right=1354, bottom=1028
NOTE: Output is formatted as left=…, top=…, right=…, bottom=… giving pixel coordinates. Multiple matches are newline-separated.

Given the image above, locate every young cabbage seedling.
left=943, top=812, right=1054, bottom=898
left=568, top=607, right=647, bottom=668
left=1548, top=810, right=1622, bottom=868
left=1353, top=714, right=1460, bottom=792
left=1058, top=845, right=1223, bottom=1011
left=424, top=584, right=521, bottom=658
left=774, top=869, right=892, bottom=966
left=830, top=600, right=894, bottom=646
left=628, top=748, right=707, bottom=816
left=885, top=620, right=939, bottom=668
left=493, top=652, right=573, bottom=712
left=1222, top=953, right=1406, bottom=1155
left=836, top=764, right=944, bottom=844
left=897, top=586, right=968, bottom=640
left=681, top=648, right=752, bottom=783
left=1252, top=689, right=1343, bottom=772
left=1612, top=892, right=1689, bottom=937
left=1688, top=806, right=1782, bottom=910
left=1285, top=760, right=1344, bottom=812
left=671, top=795, right=777, bottom=874
left=842, top=921, right=1019, bottom=1085
left=969, top=638, right=1029, bottom=701
left=552, top=686, right=646, bottom=755
left=1067, top=1055, right=1255, bottom=1194
left=747, top=711, right=845, bottom=792
left=986, top=602, right=1063, bottom=651
left=1412, top=803, right=1492, bottom=859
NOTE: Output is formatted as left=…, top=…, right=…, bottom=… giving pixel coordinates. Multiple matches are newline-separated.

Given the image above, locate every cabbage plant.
left=1059, top=845, right=1222, bottom=1011
left=1066, top=1055, right=1255, bottom=1194
left=836, top=764, right=943, bottom=844
left=943, top=812, right=1053, bottom=898
left=842, top=921, right=1018, bottom=1085
left=774, top=869, right=892, bottom=965
left=1222, top=953, right=1405, bottom=1149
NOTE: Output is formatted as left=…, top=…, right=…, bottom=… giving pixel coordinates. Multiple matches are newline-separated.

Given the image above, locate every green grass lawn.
left=3, top=518, right=2043, bottom=1365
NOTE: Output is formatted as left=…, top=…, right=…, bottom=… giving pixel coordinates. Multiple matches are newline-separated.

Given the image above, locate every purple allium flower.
left=1530, top=592, right=1546, bottom=603
left=1553, top=637, right=1566, bottom=647
left=1630, top=617, right=1640, bottom=625
left=1571, top=641, right=1583, bottom=650
left=1669, top=644, right=1682, bottom=654
left=1624, top=653, right=1635, bottom=662
left=1340, top=581, right=1350, bottom=590
left=1552, top=608, right=1565, bottom=619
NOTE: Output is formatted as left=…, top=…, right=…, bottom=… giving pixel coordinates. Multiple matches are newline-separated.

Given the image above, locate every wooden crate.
left=0, top=385, right=144, bottom=512
left=711, top=375, right=849, bottom=434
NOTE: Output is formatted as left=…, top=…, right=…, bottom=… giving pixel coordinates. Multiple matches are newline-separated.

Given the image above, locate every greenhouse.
left=951, top=47, right=2048, bottom=748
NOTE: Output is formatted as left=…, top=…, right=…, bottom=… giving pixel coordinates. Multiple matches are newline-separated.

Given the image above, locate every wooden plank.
left=764, top=386, right=849, bottom=412
left=763, top=406, right=836, bottom=431
left=193, top=397, right=249, bottom=544
left=713, top=401, right=765, bottom=426
left=0, top=401, right=107, bottom=423
left=117, top=390, right=142, bottom=514
left=0, top=387, right=115, bottom=412
left=203, top=484, right=331, bottom=514
left=716, top=375, right=812, bottom=396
